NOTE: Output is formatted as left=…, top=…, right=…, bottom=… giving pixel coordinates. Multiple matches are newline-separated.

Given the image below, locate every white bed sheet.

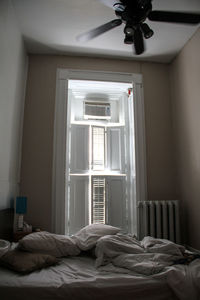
left=1, top=254, right=195, bottom=300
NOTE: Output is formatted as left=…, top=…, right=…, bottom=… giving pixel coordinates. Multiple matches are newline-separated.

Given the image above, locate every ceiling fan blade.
left=148, top=11, right=200, bottom=24
left=77, top=19, right=122, bottom=42
left=133, top=27, right=145, bottom=55
left=97, top=0, right=121, bottom=9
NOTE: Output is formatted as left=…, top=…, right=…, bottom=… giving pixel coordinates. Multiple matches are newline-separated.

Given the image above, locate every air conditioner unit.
left=84, top=101, right=111, bottom=120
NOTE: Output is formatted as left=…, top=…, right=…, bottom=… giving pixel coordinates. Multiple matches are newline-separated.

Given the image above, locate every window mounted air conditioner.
left=84, top=101, right=111, bottom=120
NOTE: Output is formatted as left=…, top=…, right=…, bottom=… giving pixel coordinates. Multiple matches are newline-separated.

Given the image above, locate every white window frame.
left=52, top=69, right=147, bottom=235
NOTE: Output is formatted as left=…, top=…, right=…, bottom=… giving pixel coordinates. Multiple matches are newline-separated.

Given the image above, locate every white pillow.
left=72, top=224, right=120, bottom=251
left=19, top=231, right=80, bottom=257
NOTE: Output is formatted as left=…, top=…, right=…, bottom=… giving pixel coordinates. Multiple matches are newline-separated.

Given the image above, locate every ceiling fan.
left=77, top=0, right=200, bottom=55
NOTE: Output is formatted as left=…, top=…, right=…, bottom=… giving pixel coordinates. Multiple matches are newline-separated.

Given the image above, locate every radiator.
left=138, top=200, right=180, bottom=244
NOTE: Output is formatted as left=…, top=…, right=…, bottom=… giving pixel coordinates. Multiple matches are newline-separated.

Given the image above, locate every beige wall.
left=170, top=28, right=200, bottom=250
left=0, top=0, right=28, bottom=210
left=20, top=55, right=176, bottom=231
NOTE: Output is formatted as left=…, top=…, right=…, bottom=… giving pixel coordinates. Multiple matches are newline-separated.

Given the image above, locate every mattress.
left=1, top=253, right=197, bottom=300
left=1, top=233, right=200, bottom=300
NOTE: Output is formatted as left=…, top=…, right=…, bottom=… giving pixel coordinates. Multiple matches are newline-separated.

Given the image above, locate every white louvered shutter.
left=91, top=177, right=106, bottom=224
left=107, top=127, right=125, bottom=172
left=68, top=176, right=89, bottom=234
left=107, top=176, right=126, bottom=231
left=70, top=124, right=89, bottom=173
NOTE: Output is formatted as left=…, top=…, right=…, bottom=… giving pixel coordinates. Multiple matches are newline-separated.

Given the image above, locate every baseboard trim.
left=185, top=245, right=200, bottom=254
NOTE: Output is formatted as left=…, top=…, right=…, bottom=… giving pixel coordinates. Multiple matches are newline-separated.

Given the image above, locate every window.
left=92, top=126, right=105, bottom=171
left=52, top=69, right=147, bottom=236
left=92, top=177, right=106, bottom=224
left=68, top=80, right=134, bottom=234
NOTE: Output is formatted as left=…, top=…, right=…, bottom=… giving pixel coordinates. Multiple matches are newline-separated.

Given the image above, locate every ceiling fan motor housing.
left=115, top=0, right=153, bottom=24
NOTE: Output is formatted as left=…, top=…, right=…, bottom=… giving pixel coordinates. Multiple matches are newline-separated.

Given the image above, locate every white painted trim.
left=131, top=81, right=147, bottom=236
left=57, top=68, right=143, bottom=84
left=52, top=68, right=147, bottom=234
left=52, top=74, right=68, bottom=234
left=134, top=81, right=147, bottom=204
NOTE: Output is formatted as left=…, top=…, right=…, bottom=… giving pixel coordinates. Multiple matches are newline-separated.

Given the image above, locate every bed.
left=0, top=225, right=200, bottom=300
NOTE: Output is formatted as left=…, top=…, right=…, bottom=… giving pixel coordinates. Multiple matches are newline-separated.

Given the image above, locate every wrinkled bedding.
left=1, top=254, right=200, bottom=300
left=93, top=234, right=200, bottom=299
left=95, top=235, right=185, bottom=275
left=0, top=232, right=200, bottom=300
left=0, top=255, right=179, bottom=300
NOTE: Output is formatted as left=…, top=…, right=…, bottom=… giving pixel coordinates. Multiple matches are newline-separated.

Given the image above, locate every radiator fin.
left=138, top=200, right=180, bottom=244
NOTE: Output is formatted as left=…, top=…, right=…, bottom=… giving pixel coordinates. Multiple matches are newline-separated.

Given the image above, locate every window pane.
left=92, top=126, right=105, bottom=170
left=92, top=177, right=105, bottom=224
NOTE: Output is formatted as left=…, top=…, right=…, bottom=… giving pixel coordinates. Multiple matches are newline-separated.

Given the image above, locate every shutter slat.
left=92, top=177, right=106, bottom=224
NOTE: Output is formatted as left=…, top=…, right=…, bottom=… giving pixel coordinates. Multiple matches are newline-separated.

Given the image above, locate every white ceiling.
left=12, top=0, right=200, bottom=63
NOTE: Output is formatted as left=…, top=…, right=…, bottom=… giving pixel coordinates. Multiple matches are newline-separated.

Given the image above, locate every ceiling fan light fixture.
left=113, top=2, right=125, bottom=12
left=124, top=35, right=134, bottom=44
left=141, top=23, right=154, bottom=39
left=124, top=25, right=134, bottom=36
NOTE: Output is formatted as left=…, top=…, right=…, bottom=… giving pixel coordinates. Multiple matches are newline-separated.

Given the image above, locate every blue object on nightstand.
left=16, top=197, right=27, bottom=214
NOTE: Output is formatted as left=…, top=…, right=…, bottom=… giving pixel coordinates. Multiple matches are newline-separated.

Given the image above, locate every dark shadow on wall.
left=0, top=208, right=14, bottom=241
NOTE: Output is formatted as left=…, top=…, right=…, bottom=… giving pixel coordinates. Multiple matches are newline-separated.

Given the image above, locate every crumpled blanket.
left=95, top=235, right=185, bottom=275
